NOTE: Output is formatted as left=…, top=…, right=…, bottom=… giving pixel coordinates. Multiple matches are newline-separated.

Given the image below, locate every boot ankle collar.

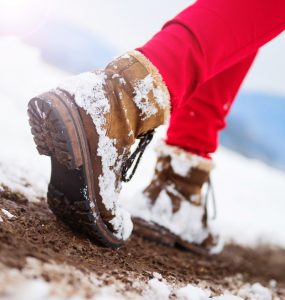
left=156, top=140, right=215, bottom=173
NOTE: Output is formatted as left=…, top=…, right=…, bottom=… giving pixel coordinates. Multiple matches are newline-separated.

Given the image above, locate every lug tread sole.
left=28, top=93, right=123, bottom=249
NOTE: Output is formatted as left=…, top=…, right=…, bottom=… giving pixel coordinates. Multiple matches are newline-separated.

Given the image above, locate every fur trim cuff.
left=156, top=140, right=215, bottom=173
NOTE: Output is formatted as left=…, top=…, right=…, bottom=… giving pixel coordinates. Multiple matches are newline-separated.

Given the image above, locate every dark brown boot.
left=27, top=51, right=170, bottom=248
left=129, top=141, right=222, bottom=254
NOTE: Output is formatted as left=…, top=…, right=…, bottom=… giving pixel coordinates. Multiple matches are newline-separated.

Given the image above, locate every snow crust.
left=214, top=296, right=243, bottom=300
left=1, top=258, right=277, bottom=300
left=144, top=273, right=274, bottom=300
left=133, top=74, right=159, bottom=120
left=0, top=257, right=127, bottom=300
left=59, top=72, right=132, bottom=240
left=238, top=283, right=272, bottom=300
left=1, top=208, right=15, bottom=219
left=145, top=278, right=171, bottom=300
left=133, top=74, right=169, bottom=121
left=0, top=260, right=277, bottom=300
left=175, top=284, right=211, bottom=300
left=156, top=141, right=214, bottom=176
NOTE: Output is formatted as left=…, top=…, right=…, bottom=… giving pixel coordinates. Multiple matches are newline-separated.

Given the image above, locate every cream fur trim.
left=128, top=50, right=171, bottom=123
left=156, top=140, right=215, bottom=173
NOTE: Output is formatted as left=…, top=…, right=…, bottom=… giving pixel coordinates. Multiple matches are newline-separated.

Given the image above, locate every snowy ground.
left=0, top=260, right=280, bottom=300
left=1, top=0, right=285, bottom=293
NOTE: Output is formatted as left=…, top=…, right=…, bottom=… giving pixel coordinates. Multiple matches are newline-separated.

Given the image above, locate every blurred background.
left=1, top=0, right=284, bottom=170
left=0, top=0, right=285, bottom=246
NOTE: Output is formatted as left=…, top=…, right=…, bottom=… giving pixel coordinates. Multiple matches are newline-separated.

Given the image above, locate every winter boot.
left=129, top=141, right=222, bottom=254
left=27, top=51, right=170, bottom=248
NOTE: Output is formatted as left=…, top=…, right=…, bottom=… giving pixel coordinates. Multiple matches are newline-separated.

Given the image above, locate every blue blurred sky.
left=221, top=92, right=285, bottom=171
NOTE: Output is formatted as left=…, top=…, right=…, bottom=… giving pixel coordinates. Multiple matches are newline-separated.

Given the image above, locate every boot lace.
left=203, top=177, right=217, bottom=225
left=121, top=130, right=155, bottom=182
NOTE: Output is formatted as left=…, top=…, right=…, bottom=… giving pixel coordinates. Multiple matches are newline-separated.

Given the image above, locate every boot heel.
left=27, top=91, right=83, bottom=170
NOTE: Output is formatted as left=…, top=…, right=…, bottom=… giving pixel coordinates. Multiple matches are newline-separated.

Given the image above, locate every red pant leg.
left=166, top=53, right=257, bottom=157
left=138, top=0, right=285, bottom=110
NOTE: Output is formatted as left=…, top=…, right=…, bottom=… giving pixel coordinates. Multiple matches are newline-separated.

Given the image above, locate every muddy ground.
left=0, top=184, right=285, bottom=298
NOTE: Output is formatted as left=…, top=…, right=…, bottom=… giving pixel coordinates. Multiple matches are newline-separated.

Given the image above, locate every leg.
left=167, top=53, right=257, bottom=157
left=138, top=0, right=285, bottom=109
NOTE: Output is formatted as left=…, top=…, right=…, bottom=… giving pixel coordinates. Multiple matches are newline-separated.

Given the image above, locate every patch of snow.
left=210, top=236, right=225, bottom=255
left=0, top=161, right=48, bottom=201
left=269, top=279, right=277, bottom=289
left=214, top=296, right=242, bottom=300
left=119, top=78, right=126, bottom=85
left=238, top=283, right=272, bottom=300
left=93, top=287, right=125, bottom=300
left=156, top=141, right=213, bottom=176
left=144, top=275, right=275, bottom=300
left=109, top=207, right=133, bottom=241
left=153, top=272, right=163, bottom=280
left=0, top=215, right=3, bottom=223
left=110, top=72, right=125, bottom=84
left=0, top=257, right=106, bottom=300
left=1, top=208, right=15, bottom=219
left=175, top=284, right=210, bottom=300
left=133, top=74, right=158, bottom=120
left=1, top=278, right=53, bottom=300
left=144, top=278, right=171, bottom=300
left=190, top=194, right=202, bottom=205
left=153, top=87, right=170, bottom=111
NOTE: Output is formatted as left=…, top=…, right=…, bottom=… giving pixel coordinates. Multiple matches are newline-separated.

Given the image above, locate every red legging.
left=138, top=0, right=285, bottom=157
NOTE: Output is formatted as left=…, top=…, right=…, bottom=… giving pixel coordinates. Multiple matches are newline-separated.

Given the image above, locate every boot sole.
left=28, top=89, right=124, bottom=248
left=133, top=217, right=210, bottom=255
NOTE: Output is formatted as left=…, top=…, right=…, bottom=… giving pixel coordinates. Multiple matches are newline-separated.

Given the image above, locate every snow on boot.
left=129, top=141, right=222, bottom=254
left=27, top=51, right=170, bottom=248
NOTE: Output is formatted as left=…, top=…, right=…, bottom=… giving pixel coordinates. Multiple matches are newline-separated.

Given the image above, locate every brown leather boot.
left=27, top=51, right=170, bottom=248
left=129, top=141, right=222, bottom=254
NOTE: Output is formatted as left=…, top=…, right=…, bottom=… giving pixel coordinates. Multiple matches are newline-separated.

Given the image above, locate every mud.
left=0, top=184, right=285, bottom=297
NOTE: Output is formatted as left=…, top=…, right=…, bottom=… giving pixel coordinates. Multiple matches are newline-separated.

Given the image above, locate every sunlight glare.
left=0, top=0, right=53, bottom=37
